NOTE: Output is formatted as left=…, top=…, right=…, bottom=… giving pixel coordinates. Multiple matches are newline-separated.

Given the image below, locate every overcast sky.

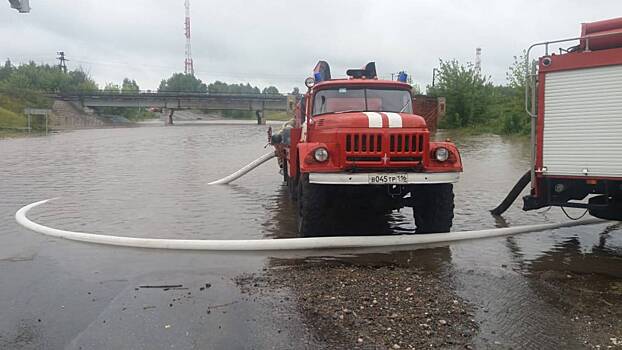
left=2, top=1, right=621, bottom=92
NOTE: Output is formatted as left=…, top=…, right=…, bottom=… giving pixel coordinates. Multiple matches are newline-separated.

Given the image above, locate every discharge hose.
left=490, top=170, right=531, bottom=216
left=16, top=198, right=603, bottom=251
left=208, top=151, right=276, bottom=185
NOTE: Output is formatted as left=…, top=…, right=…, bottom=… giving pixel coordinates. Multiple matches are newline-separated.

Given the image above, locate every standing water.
left=0, top=124, right=620, bottom=349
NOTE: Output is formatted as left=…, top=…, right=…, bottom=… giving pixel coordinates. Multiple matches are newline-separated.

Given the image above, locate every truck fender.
left=288, top=128, right=302, bottom=180
left=297, top=142, right=322, bottom=169
left=428, top=141, right=463, bottom=172
left=297, top=142, right=334, bottom=173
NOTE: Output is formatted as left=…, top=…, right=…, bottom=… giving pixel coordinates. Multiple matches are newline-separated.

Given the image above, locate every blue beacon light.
left=397, top=71, right=408, bottom=83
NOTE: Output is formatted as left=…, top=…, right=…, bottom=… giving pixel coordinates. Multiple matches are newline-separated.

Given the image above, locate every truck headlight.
left=314, top=147, right=329, bottom=162
left=435, top=147, right=449, bottom=162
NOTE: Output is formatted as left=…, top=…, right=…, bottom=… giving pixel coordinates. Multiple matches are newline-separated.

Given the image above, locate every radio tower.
left=184, top=0, right=195, bottom=75
left=475, top=47, right=482, bottom=73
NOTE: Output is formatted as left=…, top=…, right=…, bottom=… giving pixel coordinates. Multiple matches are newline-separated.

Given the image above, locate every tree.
left=506, top=50, right=530, bottom=90
left=103, top=82, right=120, bottom=93
left=427, top=59, right=494, bottom=128
left=121, top=78, right=139, bottom=94
left=0, top=61, right=98, bottom=93
left=158, top=73, right=207, bottom=93
left=262, top=86, right=279, bottom=94
left=496, top=51, right=531, bottom=134
left=411, top=84, right=421, bottom=95
left=0, top=58, right=13, bottom=81
left=68, top=69, right=98, bottom=92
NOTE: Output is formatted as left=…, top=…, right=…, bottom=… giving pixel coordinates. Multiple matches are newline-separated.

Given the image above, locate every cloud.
left=2, top=0, right=621, bottom=91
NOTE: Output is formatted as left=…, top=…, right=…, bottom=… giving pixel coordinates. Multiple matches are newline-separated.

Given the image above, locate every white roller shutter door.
left=543, top=64, right=622, bottom=178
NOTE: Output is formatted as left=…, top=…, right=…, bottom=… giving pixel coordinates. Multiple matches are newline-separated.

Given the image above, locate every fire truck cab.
left=523, top=17, right=622, bottom=220
left=270, top=62, right=463, bottom=236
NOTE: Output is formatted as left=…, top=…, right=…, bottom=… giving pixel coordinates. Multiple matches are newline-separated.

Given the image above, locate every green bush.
left=429, top=51, right=532, bottom=135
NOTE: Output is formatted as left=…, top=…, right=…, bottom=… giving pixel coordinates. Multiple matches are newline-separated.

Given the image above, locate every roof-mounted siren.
left=306, top=61, right=331, bottom=88
left=397, top=71, right=408, bottom=83
left=346, top=62, right=377, bottom=79
left=313, top=61, right=331, bottom=82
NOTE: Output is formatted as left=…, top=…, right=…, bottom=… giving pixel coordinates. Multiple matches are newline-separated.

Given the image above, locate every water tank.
left=580, top=17, right=622, bottom=51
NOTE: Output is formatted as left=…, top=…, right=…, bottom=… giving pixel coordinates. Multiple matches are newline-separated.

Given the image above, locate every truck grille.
left=345, top=133, right=382, bottom=153
left=343, top=132, right=426, bottom=163
left=389, top=134, right=424, bottom=153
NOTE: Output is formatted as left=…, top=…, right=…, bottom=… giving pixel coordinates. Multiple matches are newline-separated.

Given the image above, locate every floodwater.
left=1, top=123, right=620, bottom=349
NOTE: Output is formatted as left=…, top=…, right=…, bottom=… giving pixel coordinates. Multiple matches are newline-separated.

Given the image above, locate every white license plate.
left=368, top=174, right=408, bottom=184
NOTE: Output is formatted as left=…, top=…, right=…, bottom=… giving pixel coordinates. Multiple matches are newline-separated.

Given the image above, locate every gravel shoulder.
left=529, top=269, right=622, bottom=349
left=236, top=261, right=478, bottom=349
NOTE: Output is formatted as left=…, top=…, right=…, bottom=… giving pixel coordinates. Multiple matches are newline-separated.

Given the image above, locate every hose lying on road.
left=208, top=152, right=276, bottom=185
left=490, top=170, right=532, bottom=216
left=16, top=198, right=604, bottom=251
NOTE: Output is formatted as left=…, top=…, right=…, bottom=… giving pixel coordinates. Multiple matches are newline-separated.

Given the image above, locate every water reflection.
left=525, top=222, right=622, bottom=278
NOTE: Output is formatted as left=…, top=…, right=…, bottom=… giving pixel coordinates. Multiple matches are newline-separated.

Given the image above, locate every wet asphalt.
left=0, top=123, right=620, bottom=349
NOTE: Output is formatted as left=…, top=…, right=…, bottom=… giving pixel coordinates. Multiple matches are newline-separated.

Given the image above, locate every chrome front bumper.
left=308, top=172, right=460, bottom=185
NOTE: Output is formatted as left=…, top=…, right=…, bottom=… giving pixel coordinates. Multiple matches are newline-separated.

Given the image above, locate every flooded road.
left=1, top=124, right=620, bottom=349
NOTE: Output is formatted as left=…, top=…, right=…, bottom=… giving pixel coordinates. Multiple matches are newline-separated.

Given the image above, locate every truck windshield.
left=312, top=87, right=413, bottom=116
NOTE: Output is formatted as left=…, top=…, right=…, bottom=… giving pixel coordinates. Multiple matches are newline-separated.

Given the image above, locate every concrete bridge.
left=54, top=91, right=294, bottom=124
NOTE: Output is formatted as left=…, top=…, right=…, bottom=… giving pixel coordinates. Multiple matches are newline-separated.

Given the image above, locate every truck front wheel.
left=297, top=174, right=326, bottom=236
left=412, top=184, right=455, bottom=233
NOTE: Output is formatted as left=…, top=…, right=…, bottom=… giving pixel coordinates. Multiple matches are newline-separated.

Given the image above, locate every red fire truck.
left=522, top=17, right=622, bottom=220
left=270, top=62, right=463, bottom=236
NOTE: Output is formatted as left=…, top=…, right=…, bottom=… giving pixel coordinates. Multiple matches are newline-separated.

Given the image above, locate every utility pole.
left=57, top=51, right=67, bottom=73
left=184, top=0, right=195, bottom=75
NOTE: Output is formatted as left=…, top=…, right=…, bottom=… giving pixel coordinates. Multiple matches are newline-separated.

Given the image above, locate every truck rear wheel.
left=412, top=184, right=454, bottom=233
left=282, top=160, right=288, bottom=183
left=588, top=195, right=622, bottom=221
left=297, top=174, right=326, bottom=236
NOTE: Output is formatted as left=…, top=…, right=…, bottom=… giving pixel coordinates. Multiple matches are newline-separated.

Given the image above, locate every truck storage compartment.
left=542, top=64, right=622, bottom=178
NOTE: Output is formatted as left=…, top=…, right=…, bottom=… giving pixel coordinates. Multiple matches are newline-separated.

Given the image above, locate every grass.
left=265, top=111, right=291, bottom=121
left=0, top=129, right=30, bottom=138
left=0, top=106, right=27, bottom=129
left=0, top=90, right=52, bottom=138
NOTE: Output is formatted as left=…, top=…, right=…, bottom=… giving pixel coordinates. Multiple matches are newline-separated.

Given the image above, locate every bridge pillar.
left=255, top=110, right=267, bottom=125
left=167, top=109, right=175, bottom=125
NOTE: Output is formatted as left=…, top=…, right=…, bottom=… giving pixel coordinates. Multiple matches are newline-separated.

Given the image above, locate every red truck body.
left=271, top=62, right=462, bottom=235
left=523, top=17, right=622, bottom=220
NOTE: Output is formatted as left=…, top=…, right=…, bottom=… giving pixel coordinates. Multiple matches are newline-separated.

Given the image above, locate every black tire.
left=588, top=195, right=622, bottom=220
left=413, top=184, right=454, bottom=233
left=282, top=160, right=289, bottom=183
left=297, top=174, right=326, bottom=237
left=288, top=175, right=298, bottom=201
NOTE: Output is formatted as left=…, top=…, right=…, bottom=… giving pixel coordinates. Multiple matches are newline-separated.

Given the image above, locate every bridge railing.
left=55, top=90, right=288, bottom=99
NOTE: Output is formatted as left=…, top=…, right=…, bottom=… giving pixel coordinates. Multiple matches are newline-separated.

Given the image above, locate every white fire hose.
left=208, top=152, right=276, bottom=185
left=16, top=198, right=603, bottom=251
left=15, top=153, right=607, bottom=251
